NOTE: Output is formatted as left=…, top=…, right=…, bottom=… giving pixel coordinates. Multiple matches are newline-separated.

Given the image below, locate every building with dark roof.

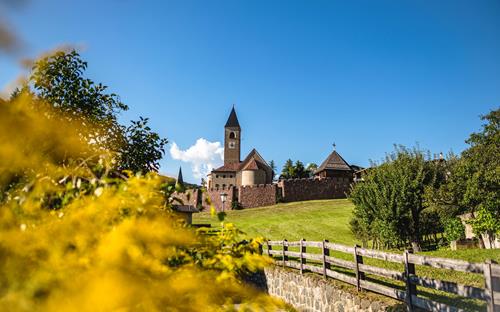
left=207, top=107, right=273, bottom=189
left=314, top=147, right=364, bottom=193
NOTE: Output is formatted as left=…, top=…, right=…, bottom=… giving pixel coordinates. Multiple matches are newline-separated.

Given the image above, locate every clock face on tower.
left=228, top=141, right=236, bottom=149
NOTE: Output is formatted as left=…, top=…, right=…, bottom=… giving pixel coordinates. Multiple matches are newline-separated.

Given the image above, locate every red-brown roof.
left=212, top=162, right=240, bottom=172
left=239, top=149, right=271, bottom=171
left=241, top=158, right=259, bottom=170
left=211, top=149, right=272, bottom=173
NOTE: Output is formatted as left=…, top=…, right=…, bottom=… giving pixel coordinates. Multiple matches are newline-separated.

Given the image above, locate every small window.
left=222, top=184, right=226, bottom=189
left=215, top=175, right=219, bottom=178
left=229, top=132, right=236, bottom=139
left=215, top=184, right=220, bottom=189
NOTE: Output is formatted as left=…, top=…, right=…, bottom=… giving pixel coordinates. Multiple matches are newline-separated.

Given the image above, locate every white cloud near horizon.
left=169, top=138, right=224, bottom=181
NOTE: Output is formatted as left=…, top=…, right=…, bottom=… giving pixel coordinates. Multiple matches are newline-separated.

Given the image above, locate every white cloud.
left=170, top=138, right=224, bottom=180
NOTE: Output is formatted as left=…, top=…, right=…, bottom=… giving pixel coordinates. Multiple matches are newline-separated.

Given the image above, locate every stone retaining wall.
left=238, top=184, right=277, bottom=208
left=203, top=187, right=236, bottom=212
left=172, top=189, right=201, bottom=207
left=261, top=266, right=404, bottom=312
left=278, top=178, right=348, bottom=202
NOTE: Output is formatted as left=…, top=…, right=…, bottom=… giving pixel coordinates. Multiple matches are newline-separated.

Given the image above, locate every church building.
left=207, top=107, right=273, bottom=189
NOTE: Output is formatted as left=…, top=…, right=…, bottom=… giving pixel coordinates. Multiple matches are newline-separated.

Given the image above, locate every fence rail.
left=263, top=239, right=500, bottom=312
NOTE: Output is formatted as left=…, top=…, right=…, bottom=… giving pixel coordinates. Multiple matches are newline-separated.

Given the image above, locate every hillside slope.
left=193, top=199, right=357, bottom=245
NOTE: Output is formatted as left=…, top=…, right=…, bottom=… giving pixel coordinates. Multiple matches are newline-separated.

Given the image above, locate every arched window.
left=229, top=132, right=236, bottom=139
left=222, top=184, right=226, bottom=189
left=215, top=184, right=220, bottom=189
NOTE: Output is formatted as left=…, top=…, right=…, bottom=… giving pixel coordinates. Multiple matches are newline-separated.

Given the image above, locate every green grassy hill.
left=194, top=199, right=500, bottom=311
left=194, top=199, right=356, bottom=245
left=193, top=199, right=500, bottom=263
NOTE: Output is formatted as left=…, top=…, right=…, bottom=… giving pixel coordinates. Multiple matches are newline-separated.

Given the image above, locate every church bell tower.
left=224, top=106, right=241, bottom=165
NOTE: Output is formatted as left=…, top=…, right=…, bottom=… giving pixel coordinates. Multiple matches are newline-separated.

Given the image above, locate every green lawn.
left=194, top=199, right=500, bottom=263
left=194, top=199, right=500, bottom=311
left=194, top=199, right=357, bottom=245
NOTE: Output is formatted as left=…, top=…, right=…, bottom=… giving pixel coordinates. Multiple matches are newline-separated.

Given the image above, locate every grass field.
left=194, top=199, right=500, bottom=310
left=193, top=199, right=500, bottom=263
left=194, top=199, right=356, bottom=244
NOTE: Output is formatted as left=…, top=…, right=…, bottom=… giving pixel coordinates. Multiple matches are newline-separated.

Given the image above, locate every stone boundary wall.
left=261, top=266, right=404, bottom=312
left=238, top=184, right=277, bottom=209
left=172, top=189, right=201, bottom=207
left=203, top=187, right=236, bottom=212
left=176, top=178, right=352, bottom=212
left=279, top=178, right=348, bottom=202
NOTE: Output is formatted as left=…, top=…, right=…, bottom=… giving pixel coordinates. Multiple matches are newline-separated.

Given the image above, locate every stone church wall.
left=203, top=187, right=237, bottom=212
left=238, top=184, right=277, bottom=209
left=279, top=178, right=348, bottom=202
left=172, top=189, right=202, bottom=208
left=174, top=179, right=352, bottom=213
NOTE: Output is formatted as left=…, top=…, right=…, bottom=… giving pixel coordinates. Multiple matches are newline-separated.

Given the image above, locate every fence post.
left=484, top=260, right=499, bottom=312
left=267, top=241, right=272, bottom=257
left=300, top=238, right=306, bottom=274
left=492, top=262, right=500, bottom=312
left=282, top=239, right=288, bottom=268
left=322, top=239, right=330, bottom=279
left=404, top=250, right=417, bottom=312
left=353, top=245, right=364, bottom=291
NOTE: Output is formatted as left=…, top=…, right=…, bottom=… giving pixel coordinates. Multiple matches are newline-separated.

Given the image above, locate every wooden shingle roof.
left=316, top=150, right=352, bottom=173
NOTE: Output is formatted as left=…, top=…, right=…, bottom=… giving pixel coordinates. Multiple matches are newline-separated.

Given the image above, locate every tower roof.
left=225, top=106, right=241, bottom=128
left=176, top=167, right=184, bottom=186
left=316, top=150, right=352, bottom=173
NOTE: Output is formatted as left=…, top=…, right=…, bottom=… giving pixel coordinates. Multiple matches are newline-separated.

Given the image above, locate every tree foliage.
left=25, top=50, right=167, bottom=174
left=306, top=163, right=318, bottom=177
left=118, top=117, right=168, bottom=173
left=268, top=160, right=277, bottom=181
left=431, top=108, right=499, bottom=244
left=349, top=146, right=448, bottom=250
left=455, top=108, right=499, bottom=237
left=0, top=92, right=283, bottom=311
left=443, top=217, right=466, bottom=242
left=280, top=159, right=315, bottom=179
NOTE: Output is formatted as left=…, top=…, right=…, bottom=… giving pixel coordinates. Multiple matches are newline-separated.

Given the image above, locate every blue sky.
left=1, top=0, right=499, bottom=183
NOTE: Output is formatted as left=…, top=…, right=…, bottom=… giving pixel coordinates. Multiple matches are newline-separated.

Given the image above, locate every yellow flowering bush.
left=0, top=94, right=282, bottom=311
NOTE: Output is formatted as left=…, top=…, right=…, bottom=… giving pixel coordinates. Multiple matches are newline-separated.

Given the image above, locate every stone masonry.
left=261, top=266, right=405, bottom=312
left=238, top=184, right=277, bottom=209
left=279, top=178, right=348, bottom=203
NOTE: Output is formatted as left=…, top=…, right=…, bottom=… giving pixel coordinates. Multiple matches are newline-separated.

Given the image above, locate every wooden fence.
left=263, top=239, right=500, bottom=312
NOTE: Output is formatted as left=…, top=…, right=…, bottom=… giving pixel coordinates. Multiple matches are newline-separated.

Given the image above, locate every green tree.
left=118, top=117, right=168, bottom=173
left=26, top=50, right=167, bottom=174
left=30, top=50, right=128, bottom=152
left=442, top=108, right=500, bottom=246
left=294, top=160, right=308, bottom=178
left=280, top=159, right=314, bottom=179
left=268, top=160, right=277, bottom=181
left=443, top=218, right=465, bottom=243
left=306, top=162, right=318, bottom=177
left=349, top=146, right=448, bottom=251
left=280, top=159, right=294, bottom=179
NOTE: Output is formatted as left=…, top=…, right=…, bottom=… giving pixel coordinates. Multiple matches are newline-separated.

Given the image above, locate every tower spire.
left=175, top=167, right=184, bottom=189
left=225, top=106, right=241, bottom=128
